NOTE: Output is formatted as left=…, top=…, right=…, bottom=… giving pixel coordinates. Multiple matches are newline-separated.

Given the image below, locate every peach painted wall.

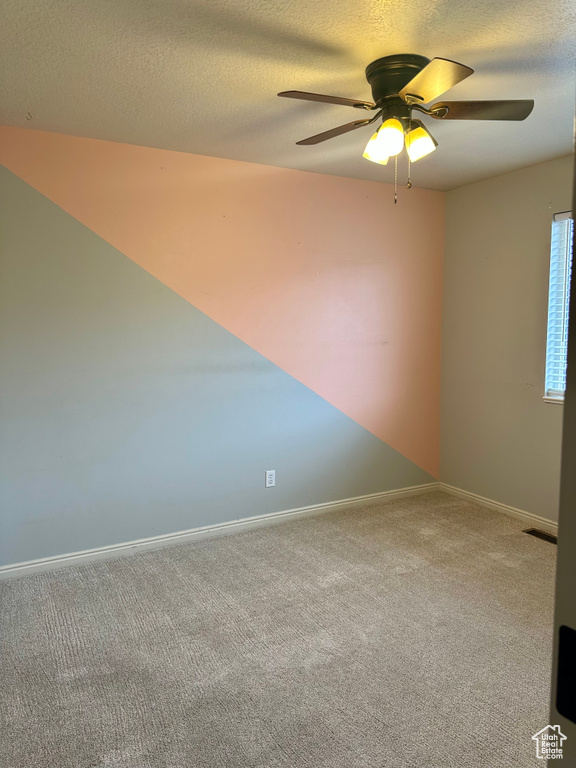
left=0, top=126, right=445, bottom=475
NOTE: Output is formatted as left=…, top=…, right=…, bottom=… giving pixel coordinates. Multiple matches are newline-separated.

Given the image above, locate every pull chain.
left=394, top=155, right=398, bottom=204
left=407, top=154, right=412, bottom=190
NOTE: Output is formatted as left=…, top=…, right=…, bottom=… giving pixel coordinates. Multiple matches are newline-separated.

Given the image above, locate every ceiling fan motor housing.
left=365, top=54, right=430, bottom=105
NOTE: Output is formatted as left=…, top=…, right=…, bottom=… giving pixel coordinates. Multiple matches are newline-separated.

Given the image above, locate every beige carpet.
left=0, top=492, right=556, bottom=767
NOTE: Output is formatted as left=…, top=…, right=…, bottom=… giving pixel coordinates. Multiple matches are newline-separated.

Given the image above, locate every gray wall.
left=441, top=155, right=574, bottom=522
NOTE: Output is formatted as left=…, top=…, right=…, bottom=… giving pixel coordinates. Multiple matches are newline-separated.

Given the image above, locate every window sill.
left=543, top=396, right=565, bottom=405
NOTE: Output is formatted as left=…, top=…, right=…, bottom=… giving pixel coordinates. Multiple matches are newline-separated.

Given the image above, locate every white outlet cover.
left=265, top=470, right=275, bottom=488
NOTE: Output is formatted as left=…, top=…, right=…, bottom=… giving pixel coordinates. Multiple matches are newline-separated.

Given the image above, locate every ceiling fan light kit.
left=278, top=53, right=534, bottom=200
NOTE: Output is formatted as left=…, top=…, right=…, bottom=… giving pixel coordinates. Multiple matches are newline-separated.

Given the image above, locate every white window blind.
left=545, top=212, right=574, bottom=399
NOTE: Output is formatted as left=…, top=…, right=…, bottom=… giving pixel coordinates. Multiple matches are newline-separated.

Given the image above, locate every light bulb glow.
left=405, top=124, right=437, bottom=162
left=377, top=119, right=404, bottom=157
left=363, top=131, right=389, bottom=165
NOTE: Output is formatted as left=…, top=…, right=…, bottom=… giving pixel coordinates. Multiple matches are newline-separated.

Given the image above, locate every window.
left=545, top=212, right=574, bottom=401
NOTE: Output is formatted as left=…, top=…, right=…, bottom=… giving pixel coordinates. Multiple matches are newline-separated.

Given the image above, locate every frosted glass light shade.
left=405, top=124, right=437, bottom=162
left=377, top=119, right=404, bottom=157
left=362, top=131, right=389, bottom=164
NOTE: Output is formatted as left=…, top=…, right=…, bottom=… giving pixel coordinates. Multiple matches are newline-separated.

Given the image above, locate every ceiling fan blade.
left=279, top=91, right=375, bottom=110
left=429, top=100, right=535, bottom=120
left=296, top=118, right=373, bottom=145
left=399, top=58, right=474, bottom=104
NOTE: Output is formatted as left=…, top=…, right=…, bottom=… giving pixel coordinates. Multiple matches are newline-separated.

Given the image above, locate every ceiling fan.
left=278, top=54, right=534, bottom=168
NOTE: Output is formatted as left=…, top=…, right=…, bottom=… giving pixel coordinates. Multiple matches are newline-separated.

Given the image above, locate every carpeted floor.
left=0, top=492, right=556, bottom=768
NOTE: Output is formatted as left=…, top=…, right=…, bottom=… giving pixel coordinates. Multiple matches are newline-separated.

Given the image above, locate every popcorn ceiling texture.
left=0, top=0, right=574, bottom=190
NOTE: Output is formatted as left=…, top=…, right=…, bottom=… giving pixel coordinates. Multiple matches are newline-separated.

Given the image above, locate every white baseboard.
left=2, top=481, right=555, bottom=581
left=439, top=483, right=558, bottom=535
left=0, top=482, right=440, bottom=580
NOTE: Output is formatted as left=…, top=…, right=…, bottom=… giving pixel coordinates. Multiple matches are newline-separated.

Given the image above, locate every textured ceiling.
left=1, top=0, right=575, bottom=190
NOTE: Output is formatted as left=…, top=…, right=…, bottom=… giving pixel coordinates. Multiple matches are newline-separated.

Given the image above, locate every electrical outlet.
left=265, top=470, right=276, bottom=488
